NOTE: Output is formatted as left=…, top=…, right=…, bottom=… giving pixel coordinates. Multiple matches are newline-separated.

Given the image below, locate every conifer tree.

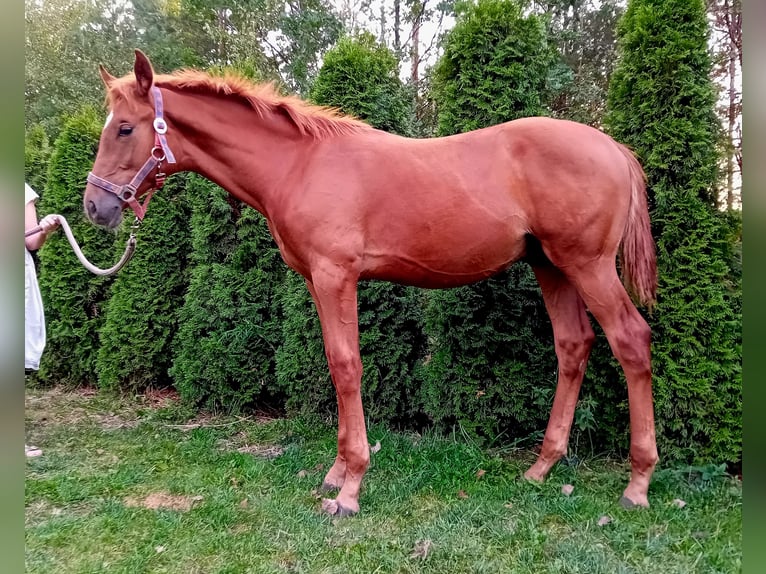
left=170, top=176, right=286, bottom=411
left=35, top=107, right=124, bottom=385
left=275, top=33, right=427, bottom=425
left=423, top=0, right=560, bottom=440
left=603, top=0, right=741, bottom=464
left=95, top=174, right=192, bottom=390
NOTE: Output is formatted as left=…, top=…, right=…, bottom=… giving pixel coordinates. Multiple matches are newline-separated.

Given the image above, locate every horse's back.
left=279, top=117, right=635, bottom=285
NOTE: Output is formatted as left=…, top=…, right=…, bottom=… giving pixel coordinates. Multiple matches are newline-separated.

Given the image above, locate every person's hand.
left=38, top=214, right=60, bottom=233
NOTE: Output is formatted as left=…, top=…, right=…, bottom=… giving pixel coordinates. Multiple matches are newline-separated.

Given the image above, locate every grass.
left=25, top=387, right=741, bottom=574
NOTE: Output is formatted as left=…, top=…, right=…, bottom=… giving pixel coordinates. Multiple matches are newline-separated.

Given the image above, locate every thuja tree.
left=310, top=32, right=415, bottom=136
left=423, top=0, right=560, bottom=441
left=274, top=32, right=427, bottom=426
left=95, top=174, right=192, bottom=391
left=35, top=107, right=122, bottom=385
left=25, top=124, right=52, bottom=193
left=432, top=0, right=558, bottom=136
left=170, top=175, right=286, bottom=412
left=603, top=0, right=741, bottom=465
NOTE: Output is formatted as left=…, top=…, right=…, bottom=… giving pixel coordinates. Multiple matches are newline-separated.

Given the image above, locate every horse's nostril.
left=87, top=200, right=97, bottom=217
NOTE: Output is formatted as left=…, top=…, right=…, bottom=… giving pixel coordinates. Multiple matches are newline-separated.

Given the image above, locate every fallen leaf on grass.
left=297, top=470, right=308, bottom=478
left=672, top=498, right=687, bottom=508
left=597, top=515, right=612, bottom=527
left=457, top=490, right=469, bottom=499
left=411, top=539, right=432, bottom=559
left=370, top=441, right=382, bottom=454
left=476, top=469, right=486, bottom=479
left=155, top=546, right=165, bottom=553
left=239, top=498, right=248, bottom=508
left=561, top=484, right=575, bottom=496
left=503, top=502, right=514, bottom=509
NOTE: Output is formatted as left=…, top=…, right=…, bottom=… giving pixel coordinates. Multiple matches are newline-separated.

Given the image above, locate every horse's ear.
left=98, top=64, right=116, bottom=88
left=133, top=49, right=154, bottom=97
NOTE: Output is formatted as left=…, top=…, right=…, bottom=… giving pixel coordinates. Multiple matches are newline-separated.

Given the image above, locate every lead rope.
left=25, top=214, right=139, bottom=276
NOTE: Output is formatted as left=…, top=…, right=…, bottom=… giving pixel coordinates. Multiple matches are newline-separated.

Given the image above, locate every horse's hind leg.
left=524, top=265, right=595, bottom=482
left=568, top=261, right=658, bottom=508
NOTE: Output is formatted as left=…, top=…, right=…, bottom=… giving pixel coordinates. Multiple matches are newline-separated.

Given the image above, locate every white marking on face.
left=103, top=111, right=113, bottom=130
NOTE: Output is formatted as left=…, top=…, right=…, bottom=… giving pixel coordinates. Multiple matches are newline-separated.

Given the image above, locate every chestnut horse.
left=84, top=50, right=658, bottom=516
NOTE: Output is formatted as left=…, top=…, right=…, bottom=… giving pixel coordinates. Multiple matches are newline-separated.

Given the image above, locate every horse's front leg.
left=308, top=267, right=369, bottom=516
left=305, top=279, right=347, bottom=492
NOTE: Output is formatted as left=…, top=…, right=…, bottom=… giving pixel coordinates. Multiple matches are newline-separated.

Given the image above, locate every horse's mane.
left=108, top=69, right=372, bottom=139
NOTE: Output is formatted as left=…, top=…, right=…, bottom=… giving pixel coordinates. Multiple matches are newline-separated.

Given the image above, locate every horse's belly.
left=361, top=226, right=526, bottom=288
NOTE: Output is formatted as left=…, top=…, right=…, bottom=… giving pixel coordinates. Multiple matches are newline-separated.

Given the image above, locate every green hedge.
left=603, top=0, right=741, bottom=465
left=170, top=176, right=286, bottom=411
left=95, top=174, right=193, bottom=390
left=423, top=0, right=560, bottom=443
left=274, top=32, right=426, bottom=426
left=35, top=107, right=120, bottom=386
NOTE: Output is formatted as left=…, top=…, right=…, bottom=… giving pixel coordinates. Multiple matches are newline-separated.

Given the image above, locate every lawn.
left=25, top=387, right=741, bottom=574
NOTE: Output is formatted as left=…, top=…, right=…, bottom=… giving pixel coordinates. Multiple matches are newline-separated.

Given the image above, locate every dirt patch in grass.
left=25, top=387, right=140, bottom=431
left=124, top=491, right=204, bottom=512
left=216, top=430, right=285, bottom=459
left=25, top=499, right=94, bottom=527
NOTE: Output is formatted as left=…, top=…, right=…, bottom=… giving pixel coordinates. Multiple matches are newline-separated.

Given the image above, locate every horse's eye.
left=118, top=125, right=133, bottom=136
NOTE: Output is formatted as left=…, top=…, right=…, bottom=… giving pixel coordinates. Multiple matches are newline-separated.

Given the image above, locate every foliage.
left=421, top=268, right=557, bottom=442
left=25, top=0, right=94, bottom=136
left=309, top=32, right=415, bottom=135
left=34, top=107, right=123, bottom=386
left=537, top=0, right=625, bottom=126
left=604, top=0, right=741, bottom=465
left=25, top=0, right=306, bottom=136
left=276, top=272, right=429, bottom=426
left=270, top=0, right=344, bottom=95
left=423, top=0, right=560, bottom=443
left=431, top=0, right=558, bottom=135
left=170, top=176, right=286, bottom=412
left=24, top=124, right=52, bottom=193
left=95, top=174, right=193, bottom=391
left=172, top=0, right=282, bottom=71
left=276, top=32, right=427, bottom=426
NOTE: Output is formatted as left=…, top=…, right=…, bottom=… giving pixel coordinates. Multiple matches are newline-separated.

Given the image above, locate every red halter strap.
left=86, top=86, right=176, bottom=220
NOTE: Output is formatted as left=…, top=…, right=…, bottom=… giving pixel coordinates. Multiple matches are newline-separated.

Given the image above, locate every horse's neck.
left=164, top=89, right=302, bottom=216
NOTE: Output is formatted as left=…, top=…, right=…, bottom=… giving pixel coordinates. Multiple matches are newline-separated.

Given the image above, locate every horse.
left=83, top=50, right=658, bottom=516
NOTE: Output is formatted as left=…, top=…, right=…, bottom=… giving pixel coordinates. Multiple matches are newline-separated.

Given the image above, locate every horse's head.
left=84, top=49, right=175, bottom=229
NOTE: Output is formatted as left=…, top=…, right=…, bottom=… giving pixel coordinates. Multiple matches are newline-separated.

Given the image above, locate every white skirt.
left=25, top=248, right=46, bottom=370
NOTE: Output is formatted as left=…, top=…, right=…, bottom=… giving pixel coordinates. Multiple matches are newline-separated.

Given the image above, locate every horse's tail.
left=616, top=142, right=657, bottom=309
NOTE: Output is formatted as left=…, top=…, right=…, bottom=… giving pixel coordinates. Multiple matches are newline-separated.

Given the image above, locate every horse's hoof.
left=321, top=481, right=341, bottom=493
left=523, top=470, right=545, bottom=483
left=321, top=497, right=358, bottom=517
left=619, top=495, right=649, bottom=509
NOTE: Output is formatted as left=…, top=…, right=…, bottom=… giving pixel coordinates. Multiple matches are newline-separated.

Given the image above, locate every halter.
left=87, top=86, right=177, bottom=220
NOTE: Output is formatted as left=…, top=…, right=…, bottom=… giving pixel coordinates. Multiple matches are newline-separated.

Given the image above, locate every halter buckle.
left=120, top=186, right=137, bottom=201
left=153, top=117, right=168, bottom=134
